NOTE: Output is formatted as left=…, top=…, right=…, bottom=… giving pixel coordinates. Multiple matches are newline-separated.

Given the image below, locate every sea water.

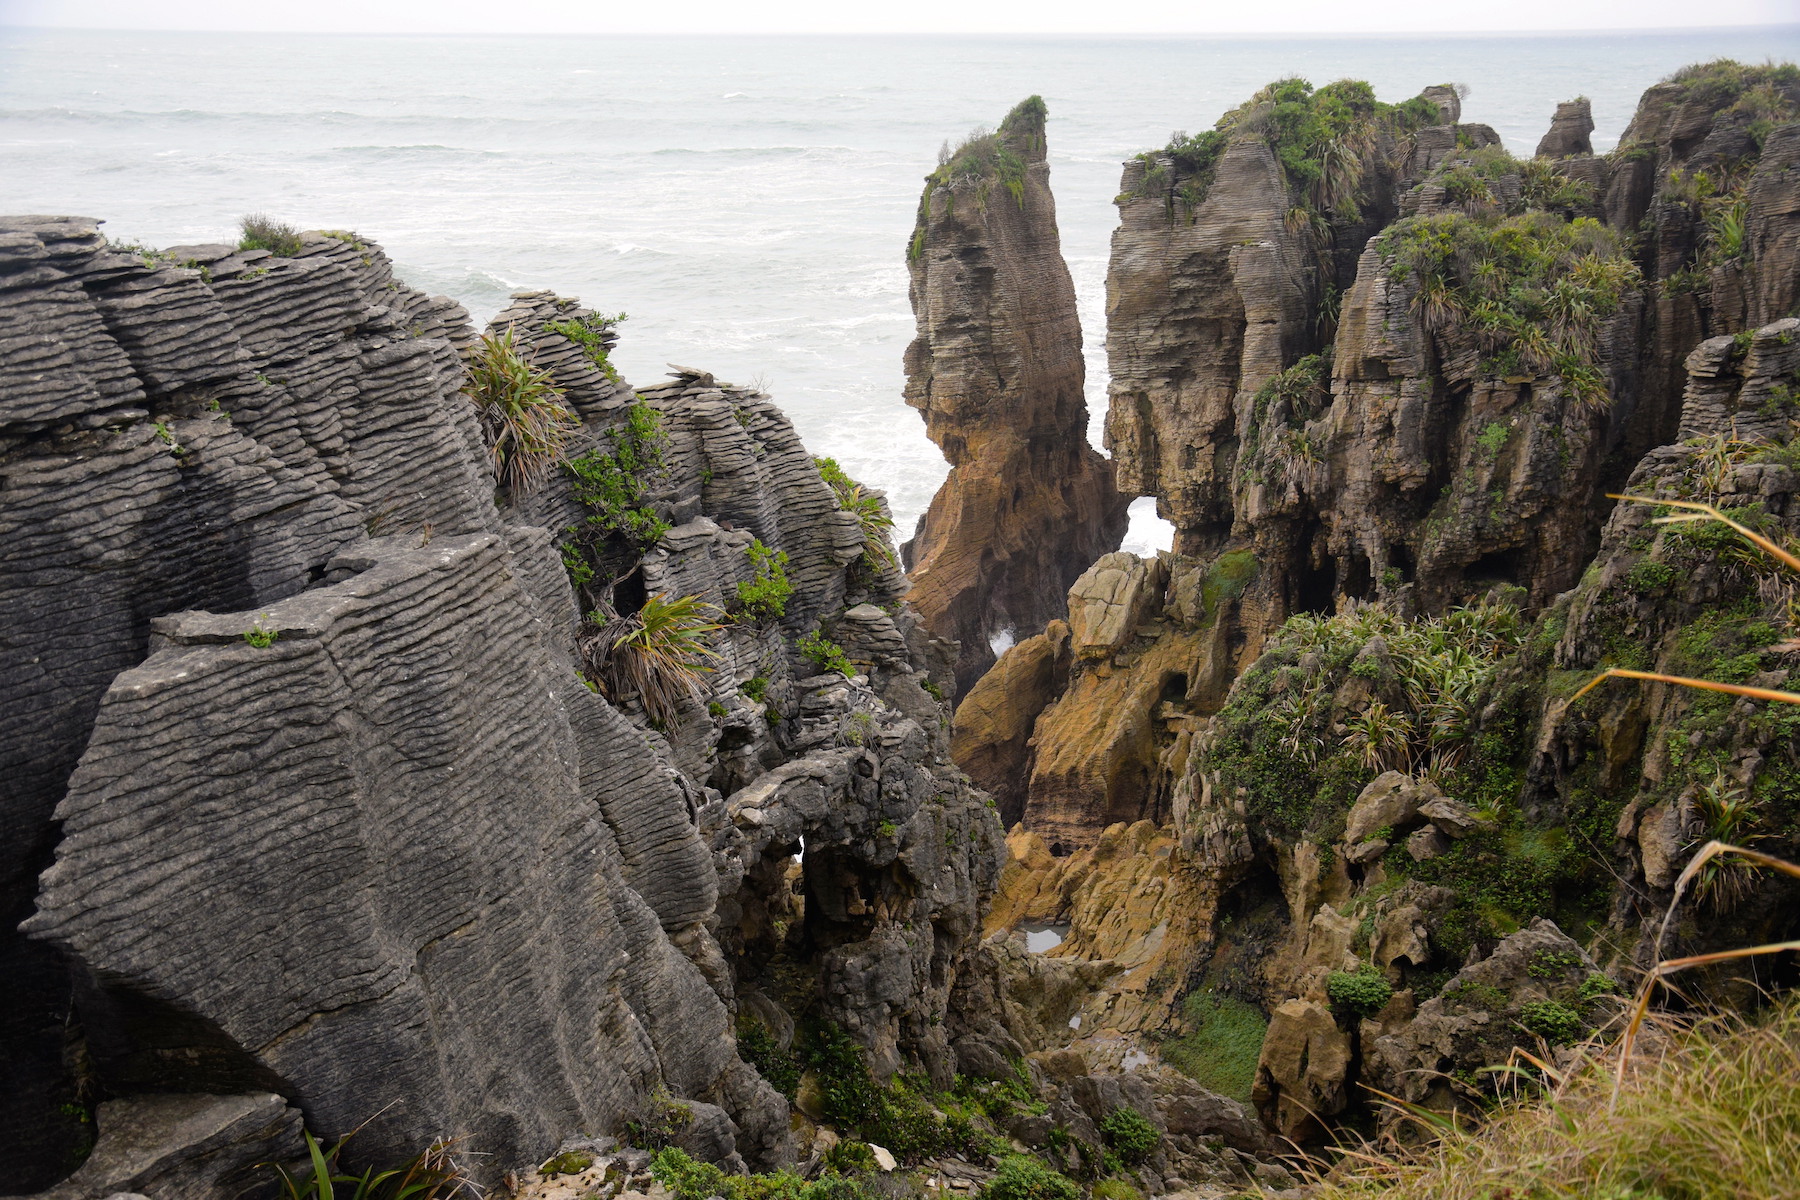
left=4, top=27, right=1796, bottom=549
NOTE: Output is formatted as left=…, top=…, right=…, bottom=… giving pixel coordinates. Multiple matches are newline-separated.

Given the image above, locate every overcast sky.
left=0, top=0, right=1793, bottom=34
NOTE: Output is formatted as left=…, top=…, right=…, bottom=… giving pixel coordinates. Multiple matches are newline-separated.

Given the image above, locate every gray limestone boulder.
left=33, top=1093, right=303, bottom=1200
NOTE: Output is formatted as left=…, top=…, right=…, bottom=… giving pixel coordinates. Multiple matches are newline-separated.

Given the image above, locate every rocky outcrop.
left=1536, top=97, right=1595, bottom=158
left=36, top=1094, right=304, bottom=1200
left=947, top=63, right=1800, bottom=1150
left=902, top=97, right=1128, bottom=696
left=958, top=64, right=1800, bottom=840
left=2, top=219, right=1002, bottom=1192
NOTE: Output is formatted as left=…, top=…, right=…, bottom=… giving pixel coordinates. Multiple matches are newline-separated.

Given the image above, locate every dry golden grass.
left=1297, top=997, right=1800, bottom=1199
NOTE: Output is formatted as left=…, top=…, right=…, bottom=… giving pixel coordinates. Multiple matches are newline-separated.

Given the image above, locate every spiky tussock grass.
left=579, top=593, right=722, bottom=727
left=464, top=326, right=579, bottom=497
left=1298, top=998, right=1800, bottom=1200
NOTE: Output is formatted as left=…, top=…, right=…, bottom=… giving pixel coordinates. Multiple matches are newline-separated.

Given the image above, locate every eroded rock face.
left=1536, top=97, right=1596, bottom=158
left=34, top=1094, right=304, bottom=1200
left=902, top=98, right=1128, bottom=696
left=3, top=219, right=1002, bottom=1191
left=1251, top=1000, right=1350, bottom=1143
left=948, top=64, right=1800, bottom=1152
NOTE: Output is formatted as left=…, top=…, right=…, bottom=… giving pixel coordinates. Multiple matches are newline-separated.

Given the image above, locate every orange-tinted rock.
left=951, top=621, right=1070, bottom=826
left=902, top=97, right=1128, bottom=696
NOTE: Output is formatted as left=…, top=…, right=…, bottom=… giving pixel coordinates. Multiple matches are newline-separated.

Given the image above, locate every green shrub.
left=1445, top=981, right=1509, bottom=1010
left=1326, top=966, right=1395, bottom=1018
left=1137, top=78, right=1439, bottom=217
left=1519, top=999, right=1585, bottom=1045
left=816, top=458, right=897, bottom=573
left=1527, top=949, right=1585, bottom=978
left=1624, top=560, right=1676, bottom=593
left=1098, top=1108, right=1159, bottom=1166
left=1577, top=972, right=1619, bottom=1004
left=821, top=1140, right=875, bottom=1175
left=561, top=400, right=670, bottom=596
left=799, top=630, right=854, bottom=679
left=803, top=1022, right=885, bottom=1132
left=799, top=1023, right=950, bottom=1164
left=742, top=675, right=770, bottom=704
left=1476, top=422, right=1511, bottom=459
left=863, top=1079, right=948, bottom=1162
left=544, top=311, right=627, bottom=382
left=653, top=1149, right=873, bottom=1200
left=239, top=212, right=303, bottom=256
left=650, top=1148, right=727, bottom=1200
left=465, top=327, right=579, bottom=496
left=1091, top=1183, right=1142, bottom=1200
left=800, top=1176, right=880, bottom=1200
left=738, top=1020, right=801, bottom=1098
left=738, top=540, right=794, bottom=621
left=980, top=1157, right=1081, bottom=1200
left=919, top=95, right=1044, bottom=219
left=1381, top=211, right=1641, bottom=409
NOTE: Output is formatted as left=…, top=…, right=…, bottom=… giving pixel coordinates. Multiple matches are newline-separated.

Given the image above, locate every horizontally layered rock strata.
left=902, top=97, right=1129, bottom=696
left=958, top=62, right=1800, bottom=1142
left=1, top=218, right=1001, bottom=1192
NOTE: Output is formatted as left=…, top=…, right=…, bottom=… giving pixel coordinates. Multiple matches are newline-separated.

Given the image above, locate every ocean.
left=4, top=26, right=1797, bottom=550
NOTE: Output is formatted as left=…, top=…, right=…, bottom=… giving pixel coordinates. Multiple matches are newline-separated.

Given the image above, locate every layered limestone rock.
left=956, top=64, right=1800, bottom=1147
left=902, top=97, right=1128, bottom=696
left=2, top=219, right=1001, bottom=1192
left=1536, top=97, right=1596, bottom=158
left=961, top=66, right=1800, bottom=847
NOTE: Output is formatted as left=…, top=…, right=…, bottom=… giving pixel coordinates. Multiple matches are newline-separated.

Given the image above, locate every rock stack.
left=901, top=97, right=1129, bottom=697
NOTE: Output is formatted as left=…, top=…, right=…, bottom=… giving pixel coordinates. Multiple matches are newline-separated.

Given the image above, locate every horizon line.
left=4, top=22, right=1797, bottom=37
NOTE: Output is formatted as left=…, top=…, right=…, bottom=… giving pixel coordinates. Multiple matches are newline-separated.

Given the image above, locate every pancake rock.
left=952, top=63, right=1800, bottom=1145
left=1, top=218, right=1001, bottom=1192
left=901, top=97, right=1128, bottom=696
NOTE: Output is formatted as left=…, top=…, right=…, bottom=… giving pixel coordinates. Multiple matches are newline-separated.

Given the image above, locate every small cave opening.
left=610, top=568, right=647, bottom=618
left=1295, top=556, right=1338, bottom=615
left=1198, top=859, right=1290, bottom=1007
left=732, top=840, right=808, bottom=997
left=1159, top=672, right=1190, bottom=706
left=1049, top=841, right=1072, bottom=858
left=1339, top=552, right=1373, bottom=603
left=1465, top=545, right=1528, bottom=591
left=1387, top=542, right=1415, bottom=582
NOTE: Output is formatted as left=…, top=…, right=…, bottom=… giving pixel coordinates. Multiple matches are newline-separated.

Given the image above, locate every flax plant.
left=465, top=326, right=579, bottom=497
left=580, top=593, right=722, bottom=727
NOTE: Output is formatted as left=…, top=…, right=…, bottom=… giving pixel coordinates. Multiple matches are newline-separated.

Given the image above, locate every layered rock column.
left=902, top=97, right=1128, bottom=696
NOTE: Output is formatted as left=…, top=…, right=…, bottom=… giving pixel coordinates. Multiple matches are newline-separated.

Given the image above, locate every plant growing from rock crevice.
left=816, top=457, right=898, bottom=573
left=579, top=593, right=721, bottom=727
left=465, top=326, right=579, bottom=496
left=737, top=539, right=794, bottom=621
left=544, top=311, right=627, bottom=383
left=1381, top=210, right=1641, bottom=410
left=560, top=401, right=670, bottom=603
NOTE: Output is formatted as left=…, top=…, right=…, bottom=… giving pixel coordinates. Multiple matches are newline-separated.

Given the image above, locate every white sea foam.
left=5, top=27, right=1793, bottom=540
